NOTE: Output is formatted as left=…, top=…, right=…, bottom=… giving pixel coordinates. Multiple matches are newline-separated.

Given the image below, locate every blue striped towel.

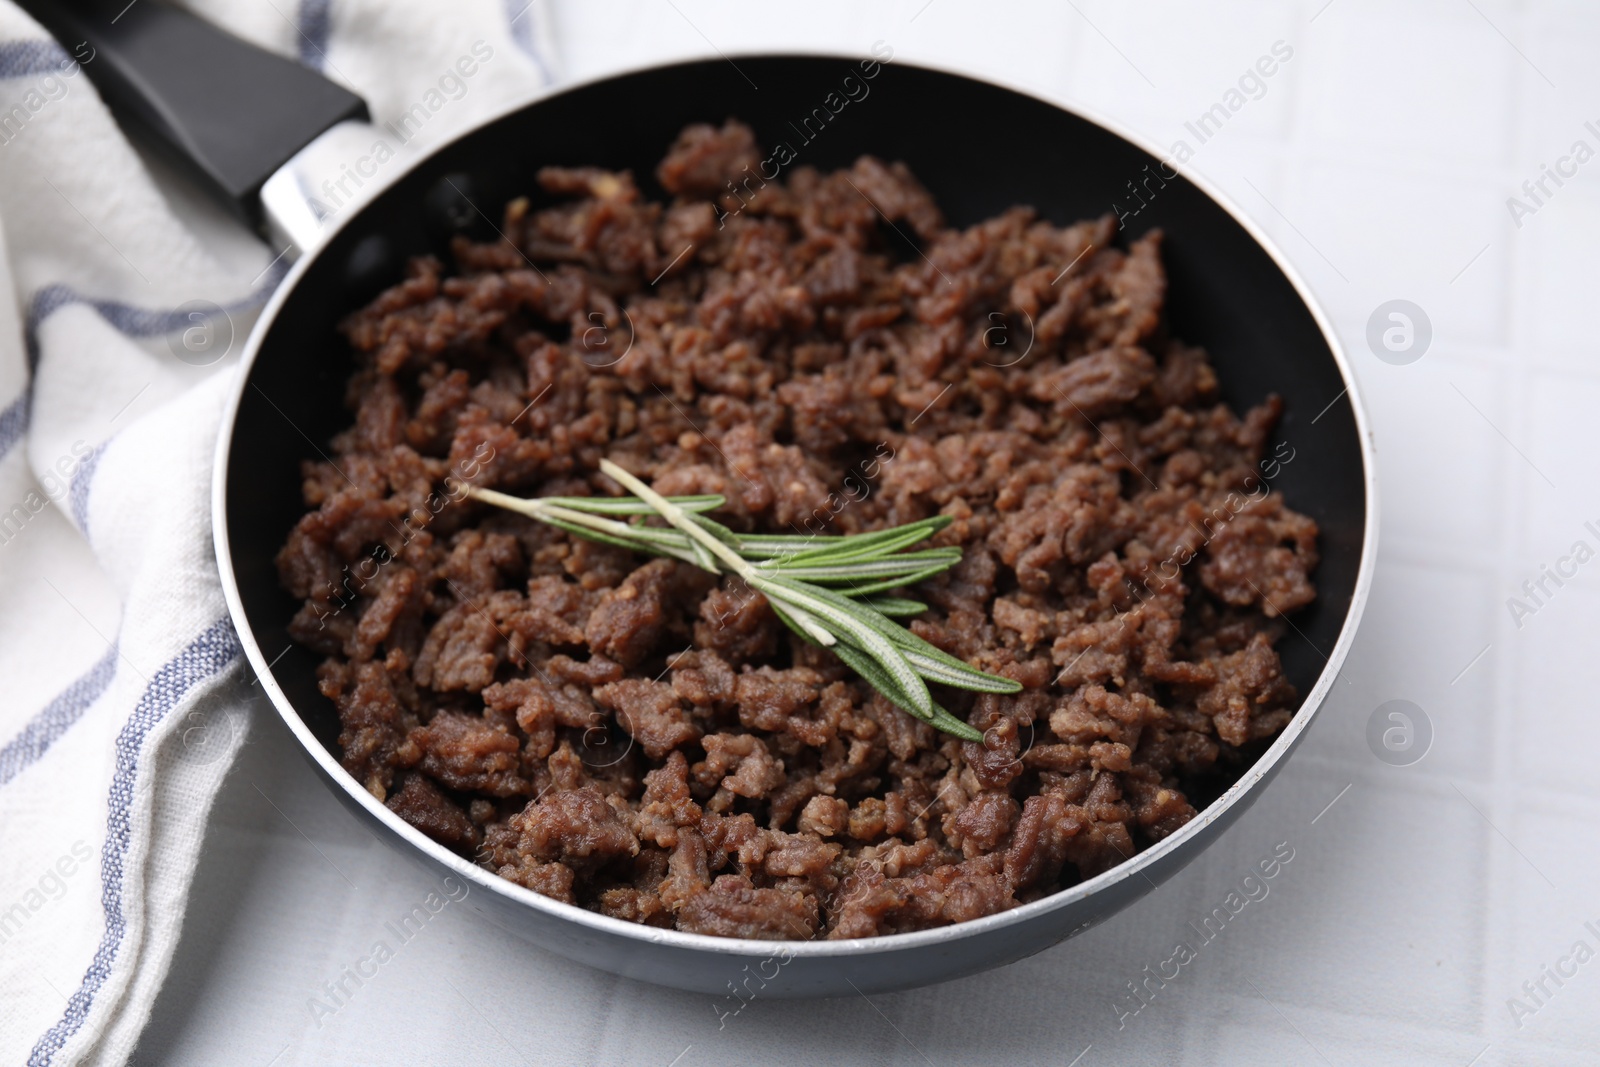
left=0, top=2, right=556, bottom=1063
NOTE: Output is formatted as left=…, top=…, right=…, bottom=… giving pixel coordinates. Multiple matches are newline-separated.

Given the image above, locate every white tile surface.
left=1299, top=0, right=1516, bottom=171
left=1518, top=186, right=1600, bottom=367
left=1518, top=368, right=1600, bottom=550
left=1353, top=556, right=1498, bottom=779
left=1510, top=581, right=1600, bottom=785
left=1360, top=354, right=1509, bottom=553
left=1293, top=161, right=1511, bottom=346
left=132, top=1, right=1600, bottom=1064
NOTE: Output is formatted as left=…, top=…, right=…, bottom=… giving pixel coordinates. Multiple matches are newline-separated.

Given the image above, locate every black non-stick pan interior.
left=224, top=56, right=1366, bottom=754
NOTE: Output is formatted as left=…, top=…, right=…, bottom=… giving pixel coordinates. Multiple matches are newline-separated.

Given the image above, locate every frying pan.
left=24, top=1, right=1377, bottom=997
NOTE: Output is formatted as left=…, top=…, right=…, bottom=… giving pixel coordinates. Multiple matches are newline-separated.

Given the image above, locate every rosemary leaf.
left=819, top=564, right=959, bottom=599
left=768, top=554, right=961, bottom=583
left=535, top=516, right=696, bottom=564
left=900, top=650, right=1022, bottom=694
left=832, top=642, right=983, bottom=742
left=921, top=702, right=988, bottom=741
left=859, top=596, right=929, bottom=617
left=760, top=575, right=1021, bottom=694
left=541, top=494, right=726, bottom=515
left=751, top=575, right=938, bottom=718
left=688, top=538, right=722, bottom=574
left=726, top=533, right=849, bottom=559
left=768, top=599, right=834, bottom=647
left=774, top=516, right=951, bottom=565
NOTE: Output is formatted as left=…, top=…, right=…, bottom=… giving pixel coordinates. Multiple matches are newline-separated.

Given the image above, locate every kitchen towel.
left=0, top=2, right=557, bottom=1063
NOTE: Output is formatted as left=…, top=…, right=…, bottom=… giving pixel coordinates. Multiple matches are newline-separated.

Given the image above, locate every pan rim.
left=212, top=48, right=1379, bottom=960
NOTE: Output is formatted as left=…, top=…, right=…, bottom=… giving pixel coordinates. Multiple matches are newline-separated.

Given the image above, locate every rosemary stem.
left=460, top=485, right=681, bottom=549
left=596, top=461, right=840, bottom=648
left=599, top=459, right=754, bottom=579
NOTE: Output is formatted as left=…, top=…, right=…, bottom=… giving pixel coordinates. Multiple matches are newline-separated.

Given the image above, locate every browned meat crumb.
left=277, top=120, right=1317, bottom=940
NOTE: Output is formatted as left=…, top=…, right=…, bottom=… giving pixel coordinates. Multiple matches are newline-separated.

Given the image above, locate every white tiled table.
left=135, top=2, right=1600, bottom=1063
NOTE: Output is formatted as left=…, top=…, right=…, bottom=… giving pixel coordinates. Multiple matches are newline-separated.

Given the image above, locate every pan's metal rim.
left=212, top=47, right=1379, bottom=962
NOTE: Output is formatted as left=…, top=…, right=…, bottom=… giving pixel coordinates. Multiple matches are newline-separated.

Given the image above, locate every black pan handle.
left=15, top=0, right=368, bottom=228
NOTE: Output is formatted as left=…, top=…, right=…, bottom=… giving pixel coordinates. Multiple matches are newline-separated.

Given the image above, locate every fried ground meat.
left=277, top=120, right=1318, bottom=940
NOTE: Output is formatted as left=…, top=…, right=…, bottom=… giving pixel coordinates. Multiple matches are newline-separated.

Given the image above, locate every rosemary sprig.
left=459, top=459, right=1022, bottom=741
